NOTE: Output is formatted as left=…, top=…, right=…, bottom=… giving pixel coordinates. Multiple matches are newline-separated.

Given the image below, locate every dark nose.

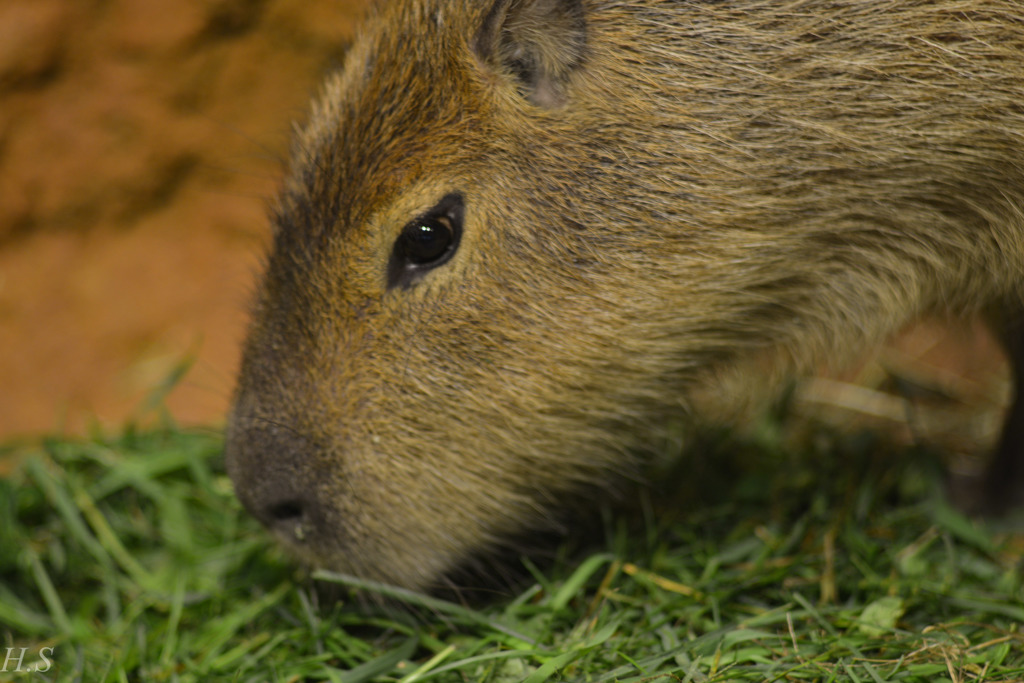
left=225, top=418, right=324, bottom=544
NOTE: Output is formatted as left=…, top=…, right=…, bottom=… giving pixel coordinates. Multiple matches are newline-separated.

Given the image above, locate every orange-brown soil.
left=0, top=0, right=364, bottom=437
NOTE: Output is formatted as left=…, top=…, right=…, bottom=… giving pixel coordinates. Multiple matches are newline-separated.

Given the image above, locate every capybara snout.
left=226, top=420, right=320, bottom=537
left=227, top=0, right=1024, bottom=591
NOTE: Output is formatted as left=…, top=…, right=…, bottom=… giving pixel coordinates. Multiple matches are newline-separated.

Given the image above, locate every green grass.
left=1, top=416, right=1022, bottom=682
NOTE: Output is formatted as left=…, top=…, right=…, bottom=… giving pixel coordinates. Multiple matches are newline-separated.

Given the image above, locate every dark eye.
left=397, top=217, right=455, bottom=265
left=387, top=193, right=464, bottom=289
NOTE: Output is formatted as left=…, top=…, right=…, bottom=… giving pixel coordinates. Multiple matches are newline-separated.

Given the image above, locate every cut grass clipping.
left=1, top=419, right=1022, bottom=681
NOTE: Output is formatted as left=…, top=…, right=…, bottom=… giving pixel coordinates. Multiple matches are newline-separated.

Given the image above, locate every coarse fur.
left=226, top=0, right=1024, bottom=592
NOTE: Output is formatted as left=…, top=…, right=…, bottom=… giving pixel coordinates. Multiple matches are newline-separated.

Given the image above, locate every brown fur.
left=226, top=0, right=1024, bottom=591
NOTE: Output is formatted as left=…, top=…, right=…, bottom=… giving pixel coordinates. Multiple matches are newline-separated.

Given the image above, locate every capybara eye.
left=399, top=217, right=454, bottom=265
left=387, top=193, right=464, bottom=289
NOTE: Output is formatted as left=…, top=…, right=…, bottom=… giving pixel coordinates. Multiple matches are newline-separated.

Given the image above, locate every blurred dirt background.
left=0, top=0, right=1011, bottom=465
left=0, top=0, right=365, bottom=437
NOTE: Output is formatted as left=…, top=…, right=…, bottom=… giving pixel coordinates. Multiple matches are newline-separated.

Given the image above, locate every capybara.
left=225, top=0, right=1024, bottom=592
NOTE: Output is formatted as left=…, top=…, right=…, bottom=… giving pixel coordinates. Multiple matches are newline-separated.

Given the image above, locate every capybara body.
left=226, top=0, right=1024, bottom=592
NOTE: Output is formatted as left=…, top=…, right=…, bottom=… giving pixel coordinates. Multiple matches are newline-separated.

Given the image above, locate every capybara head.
left=226, top=0, right=1024, bottom=591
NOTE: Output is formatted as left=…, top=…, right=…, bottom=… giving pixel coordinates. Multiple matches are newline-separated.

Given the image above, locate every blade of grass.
left=337, top=635, right=418, bottom=683
left=313, top=571, right=537, bottom=646
left=25, top=547, right=72, bottom=635
left=398, top=643, right=456, bottom=683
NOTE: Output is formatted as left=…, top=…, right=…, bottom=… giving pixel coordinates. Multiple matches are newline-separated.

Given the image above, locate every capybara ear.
left=473, top=0, right=586, bottom=108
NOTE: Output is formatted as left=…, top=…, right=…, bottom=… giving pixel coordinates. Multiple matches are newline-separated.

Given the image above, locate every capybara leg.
left=982, top=306, right=1024, bottom=514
